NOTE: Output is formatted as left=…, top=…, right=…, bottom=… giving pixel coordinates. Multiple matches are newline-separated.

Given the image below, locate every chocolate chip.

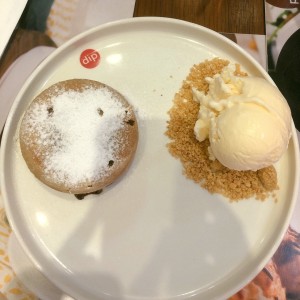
left=125, top=119, right=135, bottom=126
left=75, top=189, right=103, bottom=200
left=47, top=106, right=54, bottom=116
left=97, top=108, right=104, bottom=116
left=108, top=160, right=114, bottom=167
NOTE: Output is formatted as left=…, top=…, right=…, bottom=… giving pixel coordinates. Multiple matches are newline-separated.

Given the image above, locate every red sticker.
left=80, top=49, right=101, bottom=69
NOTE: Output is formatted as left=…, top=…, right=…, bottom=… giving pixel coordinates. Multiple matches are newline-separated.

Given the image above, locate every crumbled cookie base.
left=166, top=58, right=278, bottom=201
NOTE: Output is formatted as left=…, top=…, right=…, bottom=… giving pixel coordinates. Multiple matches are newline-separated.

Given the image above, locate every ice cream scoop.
left=193, top=63, right=292, bottom=171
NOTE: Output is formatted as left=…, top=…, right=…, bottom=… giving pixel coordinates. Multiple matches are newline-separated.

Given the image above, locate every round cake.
left=19, top=79, right=138, bottom=194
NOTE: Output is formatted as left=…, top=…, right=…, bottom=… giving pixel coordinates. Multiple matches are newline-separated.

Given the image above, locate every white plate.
left=8, top=233, right=74, bottom=300
left=1, top=17, right=299, bottom=300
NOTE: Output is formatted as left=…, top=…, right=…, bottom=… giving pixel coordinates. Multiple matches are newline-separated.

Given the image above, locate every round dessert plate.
left=1, top=17, right=299, bottom=300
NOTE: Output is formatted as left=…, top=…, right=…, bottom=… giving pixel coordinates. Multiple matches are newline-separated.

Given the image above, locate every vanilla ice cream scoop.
left=193, top=63, right=292, bottom=171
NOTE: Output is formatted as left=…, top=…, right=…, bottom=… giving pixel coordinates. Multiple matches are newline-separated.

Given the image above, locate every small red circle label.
left=80, top=49, right=100, bottom=69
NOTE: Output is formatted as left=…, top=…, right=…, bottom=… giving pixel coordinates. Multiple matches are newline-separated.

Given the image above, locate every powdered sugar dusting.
left=22, top=86, right=128, bottom=186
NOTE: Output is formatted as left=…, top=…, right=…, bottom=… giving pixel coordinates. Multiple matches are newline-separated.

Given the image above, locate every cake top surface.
left=20, top=82, right=132, bottom=186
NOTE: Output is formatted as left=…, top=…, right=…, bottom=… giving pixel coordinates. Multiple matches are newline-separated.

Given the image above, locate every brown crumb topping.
left=165, top=58, right=278, bottom=201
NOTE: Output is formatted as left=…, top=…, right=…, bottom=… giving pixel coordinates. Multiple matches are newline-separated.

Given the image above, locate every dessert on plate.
left=166, top=58, right=292, bottom=201
left=19, top=79, right=138, bottom=194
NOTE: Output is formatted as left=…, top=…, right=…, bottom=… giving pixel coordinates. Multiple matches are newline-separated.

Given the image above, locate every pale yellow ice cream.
left=193, top=63, right=292, bottom=171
